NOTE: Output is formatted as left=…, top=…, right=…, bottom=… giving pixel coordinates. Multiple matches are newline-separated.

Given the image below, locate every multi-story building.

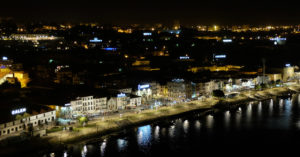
left=70, top=96, right=107, bottom=117
left=0, top=110, right=56, bottom=137
left=69, top=94, right=142, bottom=117
left=167, top=79, right=197, bottom=102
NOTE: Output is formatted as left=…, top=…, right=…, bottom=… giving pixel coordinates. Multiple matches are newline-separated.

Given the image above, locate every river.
left=46, top=94, right=300, bottom=157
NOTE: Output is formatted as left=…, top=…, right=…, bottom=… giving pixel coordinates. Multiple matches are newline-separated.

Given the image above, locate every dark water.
left=50, top=94, right=300, bottom=157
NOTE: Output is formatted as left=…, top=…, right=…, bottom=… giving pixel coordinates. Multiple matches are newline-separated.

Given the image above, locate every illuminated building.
left=135, top=84, right=152, bottom=102
left=283, top=66, right=295, bottom=82
left=167, top=79, right=197, bottom=102
left=70, top=96, right=107, bottom=117
left=69, top=94, right=141, bottom=117
left=0, top=109, right=56, bottom=137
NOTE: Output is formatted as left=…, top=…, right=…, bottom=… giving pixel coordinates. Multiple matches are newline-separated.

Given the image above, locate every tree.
left=23, top=113, right=31, bottom=118
left=78, top=116, right=89, bottom=126
left=15, top=113, right=31, bottom=121
left=270, top=80, right=275, bottom=87
left=212, top=90, right=225, bottom=98
left=255, top=84, right=262, bottom=90
left=15, top=115, right=23, bottom=120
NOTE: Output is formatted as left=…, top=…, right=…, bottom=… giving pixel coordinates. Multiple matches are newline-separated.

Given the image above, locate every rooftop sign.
left=90, top=37, right=102, bottom=43
left=215, top=55, right=226, bottom=59
left=11, top=108, right=26, bottom=115
left=138, top=84, right=150, bottom=90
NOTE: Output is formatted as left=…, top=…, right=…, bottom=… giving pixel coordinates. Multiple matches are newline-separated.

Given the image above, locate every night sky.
left=0, top=0, right=299, bottom=24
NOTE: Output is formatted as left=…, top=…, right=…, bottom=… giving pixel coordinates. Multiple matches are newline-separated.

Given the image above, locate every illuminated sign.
left=11, top=108, right=26, bottom=115
left=138, top=84, right=150, bottom=90
left=143, top=32, right=152, bottom=36
left=222, top=39, right=232, bottom=43
left=172, top=78, right=184, bottom=82
left=215, top=55, right=226, bottom=59
left=103, top=48, right=117, bottom=51
left=179, top=56, right=190, bottom=60
left=270, top=37, right=287, bottom=41
left=168, top=30, right=181, bottom=34
left=90, top=37, right=102, bottom=43
left=117, top=93, right=126, bottom=97
left=2, top=56, right=7, bottom=61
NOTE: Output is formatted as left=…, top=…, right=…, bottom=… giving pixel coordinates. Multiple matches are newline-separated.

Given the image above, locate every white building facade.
left=0, top=110, right=56, bottom=137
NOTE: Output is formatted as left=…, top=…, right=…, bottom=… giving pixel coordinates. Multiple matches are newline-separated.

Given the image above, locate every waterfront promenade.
left=44, top=85, right=300, bottom=144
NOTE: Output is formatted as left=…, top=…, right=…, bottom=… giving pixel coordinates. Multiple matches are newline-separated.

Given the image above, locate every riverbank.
left=43, top=85, right=300, bottom=145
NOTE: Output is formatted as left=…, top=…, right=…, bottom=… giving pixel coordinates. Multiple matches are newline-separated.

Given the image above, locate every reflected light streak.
left=269, top=99, right=273, bottom=115
left=206, top=115, right=214, bottom=129
left=100, top=140, right=107, bottom=157
left=279, top=99, right=283, bottom=108
left=117, top=139, right=128, bottom=152
left=235, top=109, right=241, bottom=127
left=195, top=120, right=201, bottom=131
left=183, top=120, right=189, bottom=134
left=168, top=125, right=175, bottom=138
left=258, top=102, right=262, bottom=117
left=224, top=111, right=230, bottom=129
left=81, top=145, right=87, bottom=157
left=246, top=103, right=252, bottom=123
left=154, top=126, right=160, bottom=140
left=64, top=151, right=68, bottom=157
left=137, top=125, right=152, bottom=147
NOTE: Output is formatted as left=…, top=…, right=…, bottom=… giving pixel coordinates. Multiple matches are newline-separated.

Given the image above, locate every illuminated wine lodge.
left=0, top=104, right=56, bottom=138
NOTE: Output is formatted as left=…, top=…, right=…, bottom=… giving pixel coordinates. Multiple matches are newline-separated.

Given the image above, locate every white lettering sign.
left=11, top=108, right=26, bottom=115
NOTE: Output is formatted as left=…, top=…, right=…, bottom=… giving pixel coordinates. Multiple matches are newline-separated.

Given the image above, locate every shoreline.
left=44, top=85, right=300, bottom=145
left=2, top=85, right=300, bottom=156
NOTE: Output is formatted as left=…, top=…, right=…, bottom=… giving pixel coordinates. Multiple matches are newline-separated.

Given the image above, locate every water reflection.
left=224, top=111, right=230, bottom=129
left=296, top=121, right=300, bottom=129
left=154, top=126, right=160, bottom=140
left=195, top=120, right=201, bottom=131
left=137, top=125, right=152, bottom=147
left=246, top=103, right=252, bottom=125
left=161, top=128, right=166, bottom=137
left=235, top=108, right=241, bottom=128
left=206, top=115, right=214, bottom=129
left=63, top=151, right=67, bottom=157
left=100, top=140, right=107, bottom=157
left=183, top=120, right=189, bottom=134
left=168, top=125, right=175, bottom=138
left=285, top=99, right=292, bottom=115
left=258, top=102, right=262, bottom=118
left=81, top=145, right=87, bottom=157
left=47, top=95, right=300, bottom=157
left=279, top=99, right=284, bottom=108
left=269, top=99, right=273, bottom=115
left=117, top=139, right=128, bottom=152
